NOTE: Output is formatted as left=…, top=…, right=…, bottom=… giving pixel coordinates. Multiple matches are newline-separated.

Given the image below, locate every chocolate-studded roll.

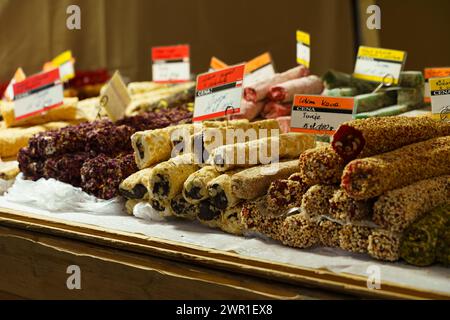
left=170, top=194, right=199, bottom=220
left=198, top=199, right=222, bottom=228
left=148, top=153, right=199, bottom=203
left=119, top=167, right=154, bottom=200
left=218, top=204, right=245, bottom=236
left=183, top=166, right=220, bottom=204
left=331, top=116, right=450, bottom=162
left=207, top=171, right=241, bottom=210
left=341, top=137, right=450, bottom=200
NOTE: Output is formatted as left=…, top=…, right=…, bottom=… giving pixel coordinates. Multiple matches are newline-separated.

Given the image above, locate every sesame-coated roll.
left=267, top=178, right=310, bottom=213
left=373, top=176, right=450, bottom=232
left=231, top=160, right=299, bottom=200
left=329, top=189, right=373, bottom=223
left=170, top=194, right=199, bottom=220
left=341, top=137, right=450, bottom=200
left=331, top=116, right=450, bottom=162
left=240, top=197, right=287, bottom=241
left=317, top=219, right=342, bottom=248
left=301, top=184, right=339, bottom=217
left=81, top=153, right=138, bottom=200
left=399, top=204, right=450, bottom=266
left=210, top=133, right=315, bottom=172
left=183, top=166, right=220, bottom=204
left=148, top=153, right=199, bottom=202
left=299, top=145, right=345, bottom=185
left=436, top=228, right=450, bottom=266
left=280, top=213, right=319, bottom=249
left=119, top=167, right=154, bottom=200
left=368, top=230, right=402, bottom=262
left=339, top=224, right=372, bottom=254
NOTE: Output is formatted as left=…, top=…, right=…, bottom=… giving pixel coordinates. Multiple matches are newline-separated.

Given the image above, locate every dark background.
left=0, top=0, right=448, bottom=82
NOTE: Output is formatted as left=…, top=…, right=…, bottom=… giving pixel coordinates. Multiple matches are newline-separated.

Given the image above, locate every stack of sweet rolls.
left=241, top=116, right=450, bottom=267
left=18, top=105, right=193, bottom=199
left=120, top=118, right=317, bottom=235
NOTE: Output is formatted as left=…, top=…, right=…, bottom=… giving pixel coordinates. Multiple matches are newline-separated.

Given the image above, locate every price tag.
left=424, top=67, right=450, bottom=104
left=193, top=64, right=245, bottom=122
left=290, top=95, right=354, bottom=135
left=353, top=46, right=407, bottom=85
left=152, top=44, right=190, bottom=83
left=13, top=69, right=64, bottom=120
left=210, top=57, right=228, bottom=71
left=296, top=30, right=310, bottom=68
left=429, top=76, right=450, bottom=121
left=3, top=68, right=26, bottom=101
left=52, top=51, right=75, bottom=82
left=244, top=52, right=276, bottom=86
left=99, top=71, right=131, bottom=122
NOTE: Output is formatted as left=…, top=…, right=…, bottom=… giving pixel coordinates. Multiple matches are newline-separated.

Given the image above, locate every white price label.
left=152, top=45, right=190, bottom=83
left=353, top=46, right=406, bottom=84
left=296, top=30, right=310, bottom=68
left=193, top=64, right=245, bottom=122
left=13, top=69, right=63, bottom=120
left=100, top=71, right=131, bottom=122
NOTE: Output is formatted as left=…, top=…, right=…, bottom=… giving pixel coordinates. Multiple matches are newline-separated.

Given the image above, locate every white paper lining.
left=0, top=176, right=449, bottom=296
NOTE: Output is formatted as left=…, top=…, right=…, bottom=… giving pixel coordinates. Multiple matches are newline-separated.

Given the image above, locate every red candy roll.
left=267, top=75, right=324, bottom=103
left=243, top=66, right=310, bottom=102
left=261, top=101, right=291, bottom=119
left=332, top=116, right=450, bottom=162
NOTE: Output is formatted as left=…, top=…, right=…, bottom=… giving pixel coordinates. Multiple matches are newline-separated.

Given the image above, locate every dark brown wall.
left=0, top=0, right=448, bottom=83
left=377, top=0, right=450, bottom=70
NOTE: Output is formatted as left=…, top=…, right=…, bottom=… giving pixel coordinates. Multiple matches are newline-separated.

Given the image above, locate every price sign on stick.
left=429, top=76, right=450, bottom=122
left=353, top=46, right=407, bottom=85
left=290, top=95, right=354, bottom=135
left=244, top=52, right=276, bottom=86
left=210, top=57, right=228, bottom=72
left=193, top=64, right=245, bottom=122
left=52, top=50, right=75, bottom=82
left=13, top=69, right=64, bottom=120
left=100, top=71, right=131, bottom=122
left=424, top=67, right=450, bottom=104
left=152, top=44, right=190, bottom=83
left=296, top=30, right=311, bottom=68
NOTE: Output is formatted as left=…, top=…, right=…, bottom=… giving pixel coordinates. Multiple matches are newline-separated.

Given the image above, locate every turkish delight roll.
left=353, top=91, right=397, bottom=114
left=317, top=219, right=342, bottom=248
left=299, top=145, right=344, bottom=185
left=183, top=166, right=220, bottom=204
left=341, top=137, right=450, bottom=200
left=231, top=160, right=299, bottom=200
left=280, top=213, right=319, bottom=249
left=84, top=124, right=135, bottom=155
left=119, top=167, right=154, bottom=200
left=301, top=184, right=339, bottom=217
left=43, top=152, right=92, bottom=187
left=207, top=171, right=241, bottom=210
left=373, top=176, right=450, bottom=232
left=339, top=224, right=372, bottom=254
left=170, top=194, right=199, bottom=220
left=17, top=147, right=44, bottom=181
left=210, top=133, right=315, bottom=172
left=81, top=153, right=138, bottom=200
left=147, top=153, right=199, bottom=202
left=329, top=189, right=373, bottom=223
left=399, top=204, right=450, bottom=266
left=331, top=116, right=450, bottom=162
left=368, top=230, right=402, bottom=262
